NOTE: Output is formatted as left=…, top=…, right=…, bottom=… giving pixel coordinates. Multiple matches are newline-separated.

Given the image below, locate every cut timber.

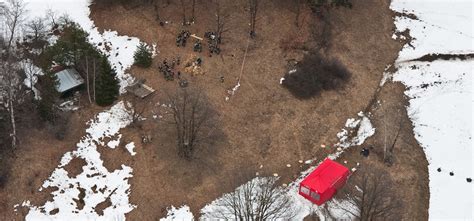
left=190, top=34, right=203, bottom=41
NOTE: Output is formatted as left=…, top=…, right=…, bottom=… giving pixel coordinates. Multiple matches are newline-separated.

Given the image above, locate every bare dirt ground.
left=0, top=0, right=429, bottom=220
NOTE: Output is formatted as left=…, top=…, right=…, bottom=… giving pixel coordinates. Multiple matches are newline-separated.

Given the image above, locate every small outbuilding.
left=55, top=68, right=85, bottom=94
left=299, top=158, right=350, bottom=205
left=125, top=79, right=155, bottom=99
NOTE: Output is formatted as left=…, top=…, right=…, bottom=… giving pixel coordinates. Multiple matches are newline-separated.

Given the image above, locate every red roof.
left=299, top=158, right=350, bottom=205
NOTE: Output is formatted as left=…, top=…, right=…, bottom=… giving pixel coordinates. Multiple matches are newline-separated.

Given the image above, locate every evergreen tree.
left=36, top=71, right=60, bottom=122
left=95, top=56, right=119, bottom=106
left=42, top=22, right=90, bottom=68
left=133, top=42, right=153, bottom=68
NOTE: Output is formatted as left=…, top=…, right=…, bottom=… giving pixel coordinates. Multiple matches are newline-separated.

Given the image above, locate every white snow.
left=21, top=102, right=136, bottom=221
left=393, top=61, right=473, bottom=219
left=20, top=59, right=43, bottom=100
left=107, top=134, right=122, bottom=149
left=23, top=0, right=142, bottom=93
left=125, top=142, right=136, bottom=156
left=391, top=0, right=473, bottom=219
left=391, top=0, right=473, bottom=61
left=20, top=59, right=43, bottom=87
left=160, top=205, right=194, bottom=221
left=336, top=113, right=376, bottom=149
left=201, top=177, right=300, bottom=220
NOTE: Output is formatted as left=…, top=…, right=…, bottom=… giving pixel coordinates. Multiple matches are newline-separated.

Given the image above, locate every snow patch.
left=107, top=134, right=122, bottom=149
left=160, top=205, right=194, bottom=221
left=125, top=142, right=136, bottom=156
left=391, top=0, right=474, bottom=61
left=336, top=113, right=375, bottom=149
left=21, top=102, right=136, bottom=221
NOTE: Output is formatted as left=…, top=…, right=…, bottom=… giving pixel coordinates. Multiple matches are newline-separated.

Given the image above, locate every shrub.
left=281, top=52, right=351, bottom=99
left=133, top=42, right=153, bottom=68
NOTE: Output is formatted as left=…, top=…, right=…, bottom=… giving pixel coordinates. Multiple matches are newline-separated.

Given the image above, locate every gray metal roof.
left=55, top=68, right=84, bottom=93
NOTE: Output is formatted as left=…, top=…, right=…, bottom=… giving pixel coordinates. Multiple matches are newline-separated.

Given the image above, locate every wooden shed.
left=125, top=80, right=155, bottom=98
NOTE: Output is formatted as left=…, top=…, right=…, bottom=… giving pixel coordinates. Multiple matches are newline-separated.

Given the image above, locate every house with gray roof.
left=55, top=68, right=85, bottom=94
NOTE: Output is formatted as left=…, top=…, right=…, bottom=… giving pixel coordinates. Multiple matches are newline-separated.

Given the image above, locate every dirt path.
left=0, top=0, right=429, bottom=220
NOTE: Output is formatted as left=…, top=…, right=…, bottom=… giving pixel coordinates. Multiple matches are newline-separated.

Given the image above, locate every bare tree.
left=20, top=59, right=41, bottom=90
left=4, top=0, right=26, bottom=53
left=295, top=0, right=302, bottom=27
left=25, top=17, right=47, bottom=43
left=25, top=17, right=46, bottom=41
left=167, top=87, right=216, bottom=159
left=125, top=94, right=151, bottom=127
left=382, top=110, right=403, bottom=166
left=85, top=56, right=92, bottom=103
left=248, top=0, right=259, bottom=38
left=152, top=0, right=161, bottom=22
left=214, top=0, right=229, bottom=40
left=0, top=0, right=27, bottom=149
left=77, top=50, right=99, bottom=104
left=191, top=0, right=196, bottom=23
left=45, top=9, right=59, bottom=29
left=179, top=0, right=187, bottom=25
left=338, top=166, right=402, bottom=220
left=0, top=58, right=23, bottom=149
left=206, top=177, right=296, bottom=220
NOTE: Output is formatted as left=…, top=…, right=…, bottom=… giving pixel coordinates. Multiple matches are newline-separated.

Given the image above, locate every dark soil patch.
left=73, top=186, right=86, bottom=211
left=282, top=52, right=351, bottom=99
left=95, top=198, right=112, bottom=216
left=62, top=157, right=87, bottom=178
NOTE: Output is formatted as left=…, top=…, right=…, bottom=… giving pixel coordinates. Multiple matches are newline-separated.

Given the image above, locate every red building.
left=299, top=158, right=351, bottom=205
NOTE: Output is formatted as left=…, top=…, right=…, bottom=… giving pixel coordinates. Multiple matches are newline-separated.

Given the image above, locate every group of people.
left=176, top=30, right=191, bottom=47
left=158, top=57, right=181, bottom=81
left=205, top=31, right=221, bottom=56
left=193, top=40, right=202, bottom=52
left=176, top=30, right=222, bottom=56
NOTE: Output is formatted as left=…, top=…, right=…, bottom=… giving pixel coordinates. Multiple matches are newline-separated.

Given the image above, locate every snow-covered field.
left=391, top=0, right=473, bottom=219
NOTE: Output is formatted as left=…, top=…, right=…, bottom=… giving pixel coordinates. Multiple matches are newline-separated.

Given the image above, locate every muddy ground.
left=0, top=0, right=429, bottom=220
